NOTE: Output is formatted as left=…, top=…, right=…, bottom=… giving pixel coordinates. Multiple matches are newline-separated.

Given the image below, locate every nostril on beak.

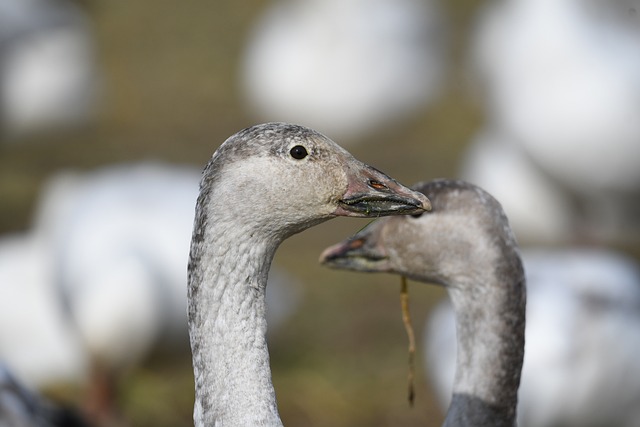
left=368, top=179, right=389, bottom=191
left=348, top=238, right=365, bottom=250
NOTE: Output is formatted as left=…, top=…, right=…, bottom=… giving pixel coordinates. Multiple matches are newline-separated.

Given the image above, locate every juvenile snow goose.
left=187, top=122, right=431, bottom=427
left=321, top=179, right=526, bottom=427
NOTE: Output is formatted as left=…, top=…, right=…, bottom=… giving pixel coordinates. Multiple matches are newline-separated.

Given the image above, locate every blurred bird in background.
left=438, top=2, right=640, bottom=426
left=463, top=0, right=640, bottom=245
left=0, top=163, right=303, bottom=426
left=0, top=363, right=90, bottom=427
left=0, top=0, right=101, bottom=142
left=241, top=0, right=448, bottom=144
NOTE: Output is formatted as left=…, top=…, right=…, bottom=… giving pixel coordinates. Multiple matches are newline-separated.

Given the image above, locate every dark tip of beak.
left=336, top=163, right=431, bottom=217
left=338, top=193, right=430, bottom=216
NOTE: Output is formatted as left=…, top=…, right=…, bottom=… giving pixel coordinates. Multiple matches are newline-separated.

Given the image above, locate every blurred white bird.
left=470, top=0, right=640, bottom=242
left=459, top=128, right=575, bottom=245
left=241, top=0, right=447, bottom=143
left=0, top=232, right=88, bottom=389
left=33, top=163, right=303, bottom=372
left=0, top=0, right=100, bottom=141
left=33, top=163, right=202, bottom=370
left=426, top=248, right=640, bottom=427
left=0, top=162, right=303, bottom=422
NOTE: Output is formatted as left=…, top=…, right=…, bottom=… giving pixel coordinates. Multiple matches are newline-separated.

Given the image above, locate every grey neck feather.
left=444, top=247, right=526, bottom=427
left=188, top=189, right=284, bottom=427
left=444, top=394, right=518, bottom=427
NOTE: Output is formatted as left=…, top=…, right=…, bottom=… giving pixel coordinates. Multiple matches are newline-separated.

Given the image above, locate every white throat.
left=189, top=217, right=284, bottom=427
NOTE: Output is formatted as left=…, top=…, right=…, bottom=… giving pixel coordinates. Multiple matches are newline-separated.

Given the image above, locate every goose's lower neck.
left=188, top=236, right=283, bottom=427
left=445, top=267, right=526, bottom=427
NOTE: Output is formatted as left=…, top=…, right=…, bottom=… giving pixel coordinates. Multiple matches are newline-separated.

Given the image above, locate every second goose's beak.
left=335, top=164, right=431, bottom=217
left=319, top=221, right=390, bottom=272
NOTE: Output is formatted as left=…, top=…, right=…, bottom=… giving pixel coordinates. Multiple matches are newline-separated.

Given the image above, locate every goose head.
left=196, top=123, right=431, bottom=242
left=320, top=179, right=520, bottom=289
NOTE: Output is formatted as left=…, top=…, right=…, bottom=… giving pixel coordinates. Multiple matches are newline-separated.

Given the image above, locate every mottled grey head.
left=320, top=179, right=522, bottom=288
left=187, top=125, right=431, bottom=427
left=322, top=179, right=526, bottom=426
left=194, top=123, right=431, bottom=242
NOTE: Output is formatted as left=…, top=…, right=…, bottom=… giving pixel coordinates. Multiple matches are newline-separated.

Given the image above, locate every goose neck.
left=446, top=257, right=526, bottom=427
left=188, top=227, right=283, bottom=427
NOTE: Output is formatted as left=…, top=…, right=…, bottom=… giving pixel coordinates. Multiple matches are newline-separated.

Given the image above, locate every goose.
left=0, top=363, right=90, bottom=427
left=187, top=122, right=431, bottom=426
left=426, top=248, right=640, bottom=427
left=0, top=164, right=205, bottom=396
left=241, top=0, right=447, bottom=143
left=0, top=232, right=88, bottom=390
left=320, top=179, right=526, bottom=426
left=0, top=0, right=100, bottom=141
left=32, top=163, right=304, bottom=365
left=470, top=0, right=640, bottom=242
left=32, top=162, right=205, bottom=370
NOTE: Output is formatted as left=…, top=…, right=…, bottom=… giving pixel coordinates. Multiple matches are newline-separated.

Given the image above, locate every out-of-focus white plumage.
left=241, top=0, right=446, bottom=142
left=469, top=0, right=640, bottom=242
left=460, top=129, right=574, bottom=244
left=0, top=0, right=100, bottom=141
left=0, top=233, right=87, bottom=389
left=0, top=162, right=302, bottom=394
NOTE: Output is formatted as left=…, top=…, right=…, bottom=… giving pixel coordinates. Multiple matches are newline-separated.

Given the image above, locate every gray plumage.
left=187, top=122, right=430, bottom=427
left=321, top=179, right=526, bottom=427
left=0, top=364, right=89, bottom=427
left=428, top=248, right=640, bottom=427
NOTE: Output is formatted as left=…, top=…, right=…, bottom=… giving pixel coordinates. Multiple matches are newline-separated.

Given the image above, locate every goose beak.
left=335, top=164, right=431, bottom=217
left=319, top=222, right=390, bottom=272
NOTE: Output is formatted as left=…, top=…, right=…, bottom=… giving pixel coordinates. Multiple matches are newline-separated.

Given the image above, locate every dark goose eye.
left=410, top=212, right=424, bottom=219
left=290, top=145, right=308, bottom=160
